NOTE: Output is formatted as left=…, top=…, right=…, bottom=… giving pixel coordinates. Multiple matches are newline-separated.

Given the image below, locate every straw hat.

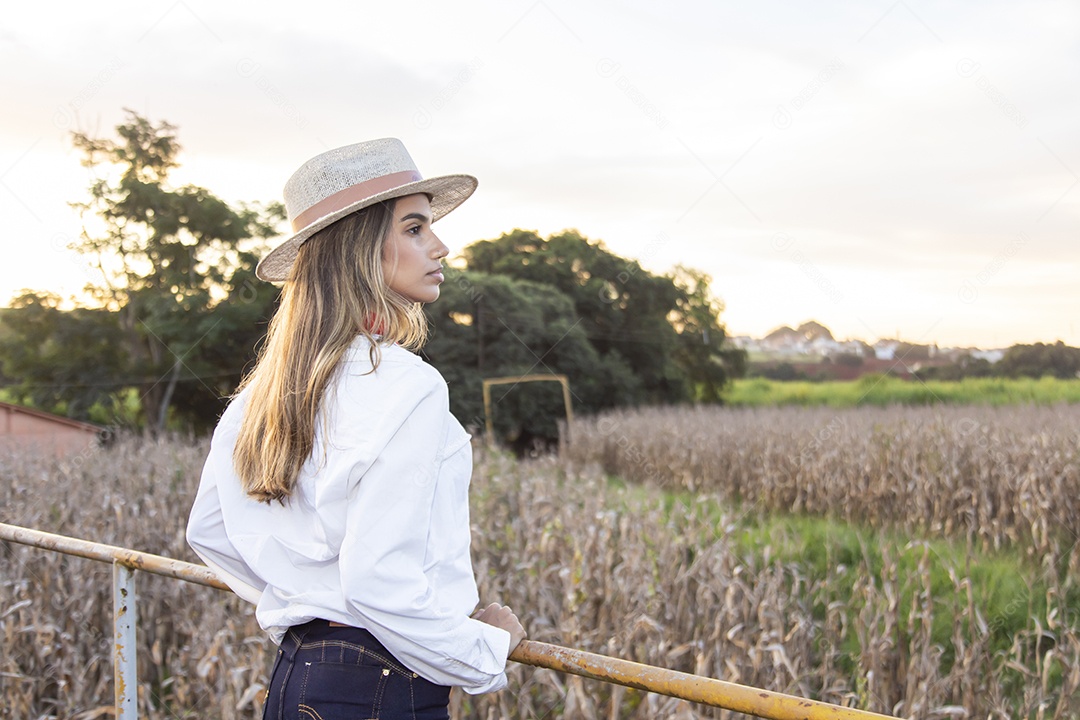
left=256, top=138, right=477, bottom=281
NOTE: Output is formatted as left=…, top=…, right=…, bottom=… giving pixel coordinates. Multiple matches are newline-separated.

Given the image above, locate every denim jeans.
left=262, top=620, right=451, bottom=720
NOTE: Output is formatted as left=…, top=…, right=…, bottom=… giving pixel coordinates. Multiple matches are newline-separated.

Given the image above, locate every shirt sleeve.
left=337, top=365, right=511, bottom=694
left=186, top=404, right=266, bottom=606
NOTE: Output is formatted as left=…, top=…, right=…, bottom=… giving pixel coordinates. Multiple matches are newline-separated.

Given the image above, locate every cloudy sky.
left=1, top=1, right=1077, bottom=348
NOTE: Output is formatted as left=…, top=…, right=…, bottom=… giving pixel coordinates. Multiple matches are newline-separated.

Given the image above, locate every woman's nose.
left=433, top=237, right=449, bottom=259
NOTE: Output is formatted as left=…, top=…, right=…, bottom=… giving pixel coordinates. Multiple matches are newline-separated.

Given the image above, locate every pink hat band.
left=290, top=170, right=422, bottom=233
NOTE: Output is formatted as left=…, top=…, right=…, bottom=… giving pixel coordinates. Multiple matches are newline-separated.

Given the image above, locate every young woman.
left=187, top=138, right=526, bottom=719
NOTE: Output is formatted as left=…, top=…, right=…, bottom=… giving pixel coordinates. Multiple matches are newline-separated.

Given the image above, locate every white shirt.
left=186, top=338, right=510, bottom=694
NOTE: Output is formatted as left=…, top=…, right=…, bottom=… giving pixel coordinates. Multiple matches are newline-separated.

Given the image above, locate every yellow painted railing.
left=0, top=521, right=900, bottom=720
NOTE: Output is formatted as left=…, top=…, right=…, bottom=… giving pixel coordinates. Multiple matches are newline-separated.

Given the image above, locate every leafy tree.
left=424, top=268, right=624, bottom=443
left=834, top=352, right=865, bottom=368
left=668, top=265, right=746, bottom=401
left=894, top=342, right=932, bottom=361
left=66, top=111, right=284, bottom=432
left=460, top=229, right=744, bottom=406
left=997, top=341, right=1080, bottom=379
left=0, top=292, right=126, bottom=420
left=914, top=355, right=993, bottom=381
left=0, top=111, right=283, bottom=432
left=747, top=362, right=809, bottom=381
left=917, top=343, right=1080, bottom=382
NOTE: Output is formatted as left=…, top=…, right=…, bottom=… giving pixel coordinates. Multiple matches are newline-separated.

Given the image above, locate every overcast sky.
left=1, top=1, right=1077, bottom=348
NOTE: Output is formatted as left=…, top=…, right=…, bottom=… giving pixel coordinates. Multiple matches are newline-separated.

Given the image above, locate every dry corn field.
left=563, top=405, right=1080, bottom=560
left=0, top=403, right=1076, bottom=718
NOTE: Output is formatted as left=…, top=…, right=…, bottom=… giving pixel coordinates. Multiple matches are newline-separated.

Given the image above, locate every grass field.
left=726, top=374, right=1080, bottom=407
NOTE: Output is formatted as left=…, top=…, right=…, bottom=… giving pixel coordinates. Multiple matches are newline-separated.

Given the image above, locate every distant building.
left=874, top=341, right=899, bottom=361
left=971, top=349, right=1006, bottom=363
left=809, top=336, right=844, bottom=357
left=729, top=335, right=759, bottom=351
left=0, top=401, right=104, bottom=457
left=840, top=340, right=867, bottom=357
left=759, top=329, right=809, bottom=356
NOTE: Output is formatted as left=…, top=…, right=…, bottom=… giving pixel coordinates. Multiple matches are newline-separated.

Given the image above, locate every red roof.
left=0, top=401, right=104, bottom=434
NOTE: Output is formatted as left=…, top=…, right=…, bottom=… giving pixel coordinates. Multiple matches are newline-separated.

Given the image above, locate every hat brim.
left=255, top=173, right=477, bottom=282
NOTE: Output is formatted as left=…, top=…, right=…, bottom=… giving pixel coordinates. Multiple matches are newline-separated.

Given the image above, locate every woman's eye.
left=407, top=225, right=421, bottom=235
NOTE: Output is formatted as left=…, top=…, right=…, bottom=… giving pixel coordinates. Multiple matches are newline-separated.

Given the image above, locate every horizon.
left=2, top=1, right=1077, bottom=350
left=727, top=318, right=1068, bottom=351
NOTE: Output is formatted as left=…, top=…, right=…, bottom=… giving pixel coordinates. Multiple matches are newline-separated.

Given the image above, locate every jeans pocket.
left=298, top=661, right=389, bottom=720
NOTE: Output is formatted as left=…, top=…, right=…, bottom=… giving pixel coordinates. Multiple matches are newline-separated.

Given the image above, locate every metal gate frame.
left=481, top=373, right=574, bottom=445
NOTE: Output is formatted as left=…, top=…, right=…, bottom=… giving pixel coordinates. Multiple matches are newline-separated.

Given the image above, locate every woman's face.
left=381, top=194, right=449, bottom=304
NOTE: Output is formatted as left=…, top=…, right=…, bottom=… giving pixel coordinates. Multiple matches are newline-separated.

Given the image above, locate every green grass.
left=725, top=374, right=1080, bottom=407
left=606, top=475, right=1077, bottom=668
left=731, top=513, right=1049, bottom=654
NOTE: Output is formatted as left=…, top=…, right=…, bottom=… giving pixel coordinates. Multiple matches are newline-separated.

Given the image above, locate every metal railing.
left=0, top=521, right=899, bottom=720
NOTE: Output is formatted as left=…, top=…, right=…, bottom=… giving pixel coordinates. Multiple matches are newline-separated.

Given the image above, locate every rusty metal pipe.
left=511, top=640, right=897, bottom=719
left=0, top=521, right=227, bottom=590
left=1, top=522, right=899, bottom=719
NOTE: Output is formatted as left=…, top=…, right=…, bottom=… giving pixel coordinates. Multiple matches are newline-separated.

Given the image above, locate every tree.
left=997, top=342, right=1080, bottom=379
left=913, top=354, right=992, bottom=381
left=925, top=342, right=1080, bottom=382
left=0, top=292, right=127, bottom=421
left=669, top=265, right=747, bottom=401
left=424, top=268, right=629, bottom=443
left=460, top=229, right=744, bottom=405
left=0, top=111, right=283, bottom=432
left=68, top=111, right=285, bottom=432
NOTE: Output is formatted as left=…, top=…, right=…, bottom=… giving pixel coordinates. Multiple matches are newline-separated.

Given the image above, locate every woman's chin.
left=412, top=289, right=441, bottom=304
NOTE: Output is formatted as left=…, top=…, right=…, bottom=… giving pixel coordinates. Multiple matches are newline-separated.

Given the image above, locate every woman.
left=187, top=138, right=526, bottom=719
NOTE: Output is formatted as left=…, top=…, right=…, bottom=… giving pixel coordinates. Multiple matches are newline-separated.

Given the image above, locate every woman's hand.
left=473, top=602, right=527, bottom=656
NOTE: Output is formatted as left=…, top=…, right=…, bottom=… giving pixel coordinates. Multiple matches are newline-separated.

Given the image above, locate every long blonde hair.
left=233, top=201, right=429, bottom=503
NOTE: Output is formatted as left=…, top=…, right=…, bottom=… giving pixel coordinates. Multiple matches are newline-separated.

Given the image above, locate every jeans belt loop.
left=280, top=625, right=311, bottom=663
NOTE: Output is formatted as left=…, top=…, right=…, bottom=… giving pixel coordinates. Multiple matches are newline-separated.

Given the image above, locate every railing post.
left=113, top=561, right=138, bottom=720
